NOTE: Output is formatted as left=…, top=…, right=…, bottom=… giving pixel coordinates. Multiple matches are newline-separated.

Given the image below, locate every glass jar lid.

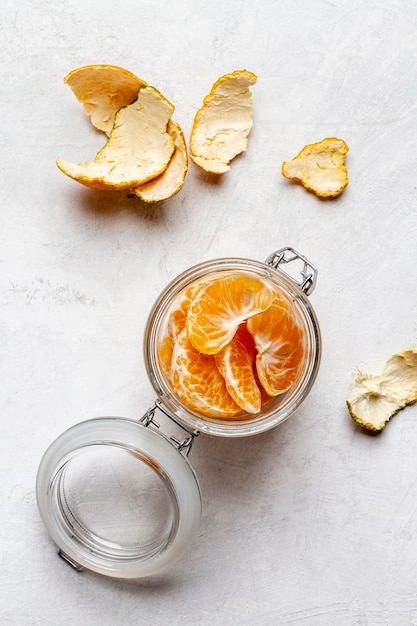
left=36, top=417, right=201, bottom=579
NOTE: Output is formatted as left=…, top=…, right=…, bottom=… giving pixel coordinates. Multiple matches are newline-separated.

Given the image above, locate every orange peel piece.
left=64, top=64, right=147, bottom=135
left=346, top=348, right=417, bottom=431
left=190, top=70, right=257, bottom=174
left=56, top=86, right=175, bottom=191
left=132, top=120, right=188, bottom=202
left=282, top=137, right=349, bottom=198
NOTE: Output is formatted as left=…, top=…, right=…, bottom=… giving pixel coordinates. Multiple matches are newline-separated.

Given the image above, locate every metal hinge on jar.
left=265, top=247, right=318, bottom=296
left=139, top=400, right=200, bottom=456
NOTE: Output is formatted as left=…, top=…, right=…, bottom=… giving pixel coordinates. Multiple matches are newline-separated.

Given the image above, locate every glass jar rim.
left=144, top=255, right=322, bottom=437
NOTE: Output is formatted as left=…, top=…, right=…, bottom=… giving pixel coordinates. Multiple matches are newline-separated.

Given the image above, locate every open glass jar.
left=36, top=247, right=321, bottom=579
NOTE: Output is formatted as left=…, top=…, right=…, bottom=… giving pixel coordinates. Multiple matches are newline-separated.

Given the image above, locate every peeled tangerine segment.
left=171, top=329, right=241, bottom=418
left=64, top=64, right=147, bottom=135
left=167, top=280, right=210, bottom=341
left=247, top=302, right=305, bottom=396
left=190, top=70, right=257, bottom=174
left=215, top=324, right=261, bottom=414
left=282, top=137, right=349, bottom=198
left=186, top=273, right=274, bottom=355
left=346, top=348, right=417, bottom=431
left=56, top=86, right=175, bottom=191
left=132, top=120, right=188, bottom=202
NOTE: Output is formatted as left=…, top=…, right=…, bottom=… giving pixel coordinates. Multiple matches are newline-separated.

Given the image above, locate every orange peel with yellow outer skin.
left=64, top=64, right=147, bottom=135
left=190, top=70, right=257, bottom=174
left=56, top=86, right=175, bottom=191
left=346, top=348, right=417, bottom=431
left=132, top=120, right=188, bottom=202
left=282, top=137, right=349, bottom=198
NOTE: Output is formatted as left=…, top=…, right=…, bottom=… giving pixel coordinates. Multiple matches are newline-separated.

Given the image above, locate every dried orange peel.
left=159, top=272, right=306, bottom=418
left=346, top=348, right=417, bottom=431
left=282, top=137, right=349, bottom=198
left=190, top=70, right=257, bottom=174
left=64, top=64, right=147, bottom=135
left=57, top=86, right=176, bottom=190
left=132, top=120, right=188, bottom=202
left=58, top=65, right=188, bottom=200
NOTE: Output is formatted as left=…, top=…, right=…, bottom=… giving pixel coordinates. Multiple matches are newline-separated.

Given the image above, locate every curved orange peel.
left=190, top=70, right=257, bottom=174
left=64, top=64, right=147, bottom=135
left=56, top=86, right=175, bottom=190
left=282, top=137, right=349, bottom=198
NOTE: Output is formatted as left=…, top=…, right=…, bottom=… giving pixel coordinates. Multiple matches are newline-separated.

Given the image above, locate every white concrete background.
left=1, top=0, right=417, bottom=624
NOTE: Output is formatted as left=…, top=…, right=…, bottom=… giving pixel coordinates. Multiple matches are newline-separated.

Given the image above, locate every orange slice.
left=167, top=281, right=207, bottom=341
left=247, top=303, right=305, bottom=396
left=253, top=362, right=275, bottom=407
left=157, top=334, right=173, bottom=383
left=215, top=324, right=261, bottom=414
left=186, top=273, right=274, bottom=355
left=171, top=329, right=241, bottom=417
left=64, top=64, right=147, bottom=135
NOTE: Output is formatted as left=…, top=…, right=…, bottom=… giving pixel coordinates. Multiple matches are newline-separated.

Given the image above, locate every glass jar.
left=36, top=247, right=321, bottom=579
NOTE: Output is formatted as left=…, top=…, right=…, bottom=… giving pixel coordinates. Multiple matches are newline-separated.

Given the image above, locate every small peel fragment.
left=56, top=86, right=175, bottom=191
left=132, top=120, right=188, bottom=202
left=190, top=70, right=257, bottom=174
left=282, top=137, right=349, bottom=198
left=346, top=348, right=417, bottom=431
left=64, top=64, right=147, bottom=135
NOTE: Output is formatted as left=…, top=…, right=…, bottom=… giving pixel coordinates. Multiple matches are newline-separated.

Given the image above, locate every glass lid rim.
left=36, top=416, right=202, bottom=578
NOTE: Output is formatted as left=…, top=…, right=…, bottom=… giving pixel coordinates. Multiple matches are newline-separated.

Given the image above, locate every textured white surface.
left=1, top=0, right=417, bottom=624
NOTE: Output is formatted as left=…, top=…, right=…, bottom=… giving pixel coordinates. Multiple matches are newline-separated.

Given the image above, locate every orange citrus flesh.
left=186, top=273, right=274, bottom=355
left=157, top=271, right=306, bottom=419
left=157, top=334, right=173, bottom=384
left=253, top=362, right=275, bottom=407
left=167, top=280, right=209, bottom=341
left=214, top=323, right=261, bottom=414
left=171, top=329, right=241, bottom=417
left=247, top=302, right=305, bottom=396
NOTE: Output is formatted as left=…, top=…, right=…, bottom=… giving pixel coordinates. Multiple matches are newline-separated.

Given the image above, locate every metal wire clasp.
left=140, top=400, right=199, bottom=457
left=265, top=247, right=318, bottom=296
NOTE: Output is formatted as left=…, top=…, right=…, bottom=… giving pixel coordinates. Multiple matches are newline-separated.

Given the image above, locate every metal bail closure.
left=36, top=413, right=202, bottom=579
left=265, top=247, right=318, bottom=296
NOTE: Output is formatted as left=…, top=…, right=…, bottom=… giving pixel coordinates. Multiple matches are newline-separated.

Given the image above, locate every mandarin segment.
left=171, top=329, right=241, bottom=418
left=247, top=303, right=305, bottom=396
left=167, top=280, right=209, bottom=341
left=157, top=334, right=173, bottom=384
left=186, top=273, right=274, bottom=355
left=215, top=324, right=261, bottom=414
